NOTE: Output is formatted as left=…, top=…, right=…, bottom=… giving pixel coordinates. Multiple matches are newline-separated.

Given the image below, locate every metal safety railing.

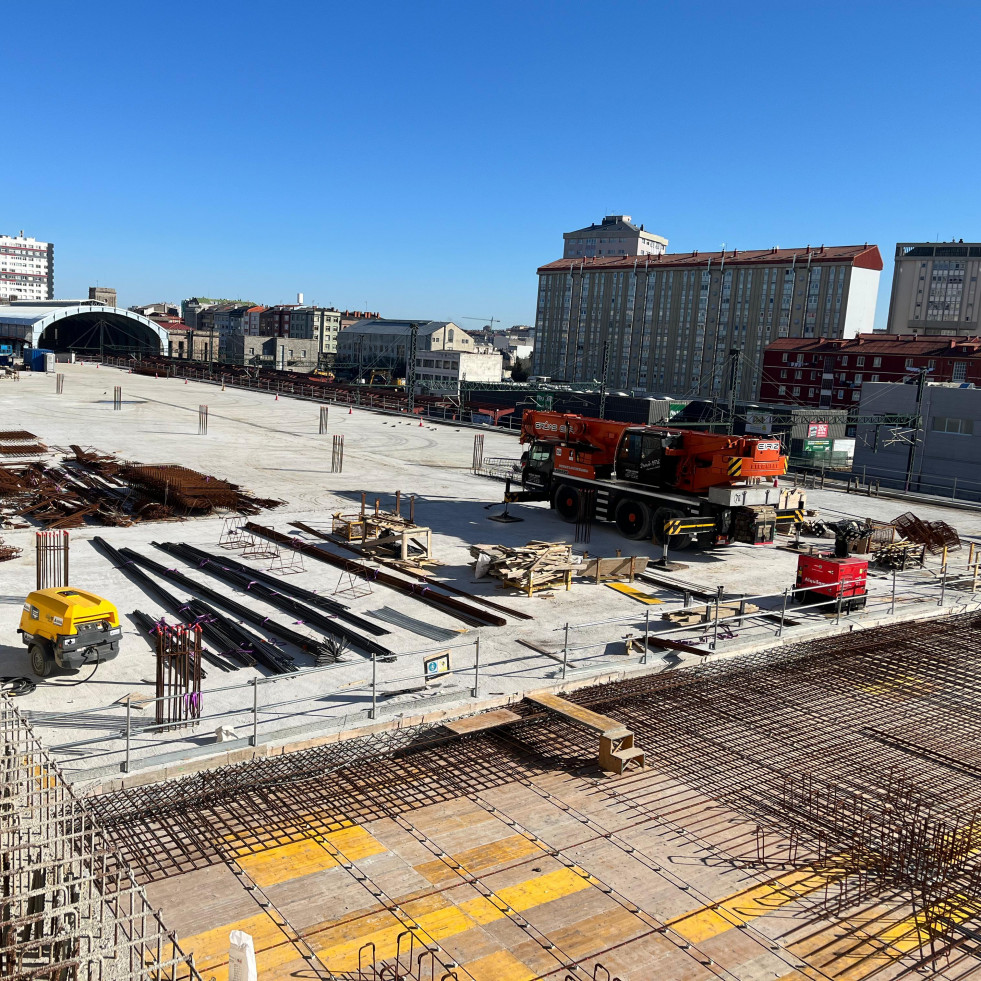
left=23, top=553, right=974, bottom=780
left=33, top=637, right=483, bottom=778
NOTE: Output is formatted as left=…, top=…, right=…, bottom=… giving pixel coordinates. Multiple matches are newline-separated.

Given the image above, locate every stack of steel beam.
left=152, top=541, right=398, bottom=663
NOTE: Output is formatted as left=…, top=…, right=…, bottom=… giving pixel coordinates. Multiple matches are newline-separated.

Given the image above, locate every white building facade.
left=416, top=350, right=504, bottom=394
left=0, top=233, right=54, bottom=303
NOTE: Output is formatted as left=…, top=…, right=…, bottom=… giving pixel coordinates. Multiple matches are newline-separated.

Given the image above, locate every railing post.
left=939, top=565, right=947, bottom=608
left=952, top=477, right=958, bottom=501
left=642, top=609, right=650, bottom=665
left=472, top=637, right=480, bottom=697
left=778, top=588, right=789, bottom=637
left=124, top=697, right=131, bottom=773
left=562, top=623, right=570, bottom=680
left=371, top=653, right=377, bottom=719
left=891, top=570, right=897, bottom=614
left=835, top=591, right=842, bottom=625
left=251, top=679, right=258, bottom=747
left=711, top=587, right=721, bottom=650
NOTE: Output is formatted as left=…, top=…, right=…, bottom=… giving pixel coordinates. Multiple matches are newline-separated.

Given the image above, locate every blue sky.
left=5, top=1, right=980, bottom=329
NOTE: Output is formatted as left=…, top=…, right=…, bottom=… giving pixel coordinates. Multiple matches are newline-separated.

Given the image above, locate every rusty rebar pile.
left=0, top=450, right=283, bottom=528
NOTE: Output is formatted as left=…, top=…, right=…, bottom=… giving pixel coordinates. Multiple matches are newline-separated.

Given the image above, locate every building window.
left=837, top=389, right=844, bottom=399
left=953, top=362, right=967, bottom=381
left=841, top=356, right=848, bottom=366
left=873, top=357, right=882, bottom=367
left=854, top=374, right=862, bottom=383
left=856, top=356, right=865, bottom=366
left=852, top=390, right=860, bottom=400
left=782, top=353, right=788, bottom=363
left=871, top=374, right=880, bottom=382
left=808, top=387, right=815, bottom=398
left=905, top=358, right=914, bottom=368
left=780, top=369, right=787, bottom=379
left=778, top=385, right=786, bottom=395
left=928, top=359, right=936, bottom=369
left=932, top=416, right=974, bottom=435
left=792, top=386, right=800, bottom=396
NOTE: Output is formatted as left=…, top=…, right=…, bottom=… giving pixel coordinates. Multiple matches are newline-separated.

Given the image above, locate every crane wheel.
left=652, top=507, right=694, bottom=550
left=553, top=485, right=582, bottom=522
left=614, top=499, right=651, bottom=540
left=29, top=643, right=53, bottom=678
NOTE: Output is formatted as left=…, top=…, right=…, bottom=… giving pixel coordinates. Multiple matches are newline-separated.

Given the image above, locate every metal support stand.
left=642, top=609, right=650, bottom=665
left=711, top=587, right=721, bottom=650
left=562, top=623, right=570, bottom=679
left=891, top=571, right=897, bottom=614
left=778, top=588, right=789, bottom=637
left=370, top=653, right=377, bottom=719
left=472, top=637, right=480, bottom=697
left=251, top=679, right=258, bottom=747
left=124, top=698, right=131, bottom=773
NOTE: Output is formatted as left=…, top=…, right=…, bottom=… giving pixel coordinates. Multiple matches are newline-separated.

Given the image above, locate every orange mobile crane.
left=510, top=410, right=798, bottom=548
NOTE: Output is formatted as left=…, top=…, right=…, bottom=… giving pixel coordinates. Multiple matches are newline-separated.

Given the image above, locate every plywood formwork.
left=80, top=611, right=981, bottom=980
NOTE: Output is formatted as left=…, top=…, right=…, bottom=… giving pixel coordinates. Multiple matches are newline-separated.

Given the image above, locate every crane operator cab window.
left=617, top=430, right=677, bottom=486
left=522, top=441, right=554, bottom=489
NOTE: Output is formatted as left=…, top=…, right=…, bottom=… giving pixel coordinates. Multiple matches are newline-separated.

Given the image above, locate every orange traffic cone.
left=184, top=379, right=188, bottom=384
left=419, top=419, right=424, bottom=427
left=275, top=393, right=279, bottom=401
left=348, top=407, right=352, bottom=414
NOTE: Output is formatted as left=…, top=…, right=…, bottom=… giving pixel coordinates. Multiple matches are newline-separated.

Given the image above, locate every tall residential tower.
left=0, top=232, right=54, bottom=302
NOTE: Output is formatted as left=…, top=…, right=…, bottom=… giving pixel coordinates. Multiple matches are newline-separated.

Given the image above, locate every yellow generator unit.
left=18, top=588, right=122, bottom=677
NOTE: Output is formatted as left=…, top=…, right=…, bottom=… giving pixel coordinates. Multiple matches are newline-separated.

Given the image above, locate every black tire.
left=652, top=507, right=694, bottom=550
left=614, top=499, right=651, bottom=540
left=553, top=485, right=582, bottom=522
left=29, top=643, right=53, bottom=678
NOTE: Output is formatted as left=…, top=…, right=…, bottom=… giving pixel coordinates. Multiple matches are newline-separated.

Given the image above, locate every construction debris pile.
left=471, top=540, right=577, bottom=595
left=0, top=445, right=283, bottom=529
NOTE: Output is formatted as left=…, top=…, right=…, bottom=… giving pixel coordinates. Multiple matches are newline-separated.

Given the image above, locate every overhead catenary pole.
left=904, top=368, right=929, bottom=493
left=598, top=339, right=611, bottom=419
left=726, top=348, right=739, bottom=435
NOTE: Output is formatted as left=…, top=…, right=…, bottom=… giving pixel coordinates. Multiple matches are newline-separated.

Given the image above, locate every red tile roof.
left=539, top=244, right=883, bottom=274
left=764, top=333, right=981, bottom=358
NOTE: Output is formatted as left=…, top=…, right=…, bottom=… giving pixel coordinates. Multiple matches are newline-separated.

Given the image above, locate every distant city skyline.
left=6, top=1, right=981, bottom=338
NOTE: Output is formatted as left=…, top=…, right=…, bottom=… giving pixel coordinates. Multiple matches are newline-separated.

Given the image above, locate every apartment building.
left=886, top=241, right=981, bottom=336
left=288, top=307, right=342, bottom=358
left=563, top=215, right=667, bottom=259
left=534, top=244, right=882, bottom=402
left=0, top=233, right=54, bottom=302
left=760, top=334, right=981, bottom=409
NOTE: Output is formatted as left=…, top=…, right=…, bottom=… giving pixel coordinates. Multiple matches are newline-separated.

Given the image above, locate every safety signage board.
left=807, top=422, right=829, bottom=438
left=423, top=652, right=451, bottom=679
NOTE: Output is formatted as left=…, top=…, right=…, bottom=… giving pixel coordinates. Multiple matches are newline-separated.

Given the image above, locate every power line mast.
left=406, top=321, right=419, bottom=415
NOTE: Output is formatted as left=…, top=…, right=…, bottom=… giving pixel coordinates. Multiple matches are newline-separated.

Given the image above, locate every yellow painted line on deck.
left=415, top=833, right=544, bottom=885
left=876, top=893, right=981, bottom=954
left=237, top=824, right=386, bottom=888
left=314, top=865, right=595, bottom=972
left=667, top=864, right=848, bottom=944
left=177, top=911, right=301, bottom=981
left=465, top=949, right=539, bottom=980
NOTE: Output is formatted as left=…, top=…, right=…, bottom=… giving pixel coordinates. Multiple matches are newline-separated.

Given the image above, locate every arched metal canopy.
left=0, top=302, right=169, bottom=356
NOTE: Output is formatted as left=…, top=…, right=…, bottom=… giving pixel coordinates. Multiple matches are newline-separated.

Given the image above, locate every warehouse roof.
left=339, top=319, right=457, bottom=336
